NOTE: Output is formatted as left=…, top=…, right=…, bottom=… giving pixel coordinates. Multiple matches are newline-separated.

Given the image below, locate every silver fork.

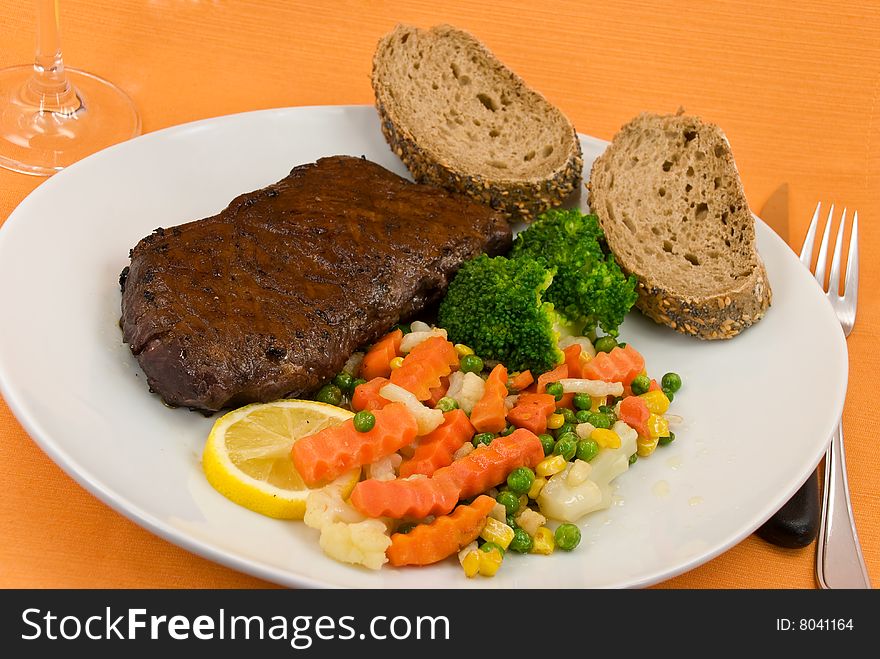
left=800, top=202, right=871, bottom=589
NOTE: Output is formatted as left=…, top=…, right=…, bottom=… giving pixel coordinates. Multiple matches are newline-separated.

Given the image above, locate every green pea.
left=663, top=389, right=675, bottom=403
left=333, top=371, right=355, bottom=394
left=598, top=405, right=617, bottom=423
left=506, top=514, right=519, bottom=529
left=538, top=433, right=555, bottom=456
left=573, top=392, right=592, bottom=410
left=661, top=372, right=682, bottom=393
left=594, top=336, right=617, bottom=353
left=575, top=410, right=592, bottom=424
left=545, top=381, right=564, bottom=401
left=553, top=433, right=578, bottom=461
left=507, top=467, right=535, bottom=495
left=480, top=541, right=505, bottom=558
left=436, top=396, right=459, bottom=412
left=554, top=523, right=581, bottom=551
left=315, top=384, right=342, bottom=406
left=555, top=422, right=576, bottom=438
left=509, top=528, right=533, bottom=554
left=353, top=410, right=376, bottom=432
left=473, top=432, right=494, bottom=448
left=496, top=490, right=521, bottom=517
left=630, top=374, right=651, bottom=396
left=629, top=453, right=638, bottom=465
left=500, top=424, right=516, bottom=437
left=588, top=412, right=612, bottom=429
left=560, top=408, right=577, bottom=424
left=351, top=378, right=366, bottom=390
left=659, top=431, right=676, bottom=446
left=576, top=439, right=600, bottom=462
left=617, top=342, right=628, bottom=349
left=459, top=354, right=484, bottom=374
left=396, top=522, right=417, bottom=535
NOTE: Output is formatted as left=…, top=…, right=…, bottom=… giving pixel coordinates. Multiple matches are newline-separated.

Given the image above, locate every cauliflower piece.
left=489, top=502, right=508, bottom=523
left=303, top=485, right=364, bottom=530
left=537, top=421, right=638, bottom=523
left=318, top=519, right=391, bottom=570
left=514, top=508, right=546, bottom=537
left=504, top=394, right=519, bottom=411
left=379, top=382, right=444, bottom=435
left=400, top=327, right=448, bottom=353
left=452, top=442, right=474, bottom=461
left=452, top=372, right=486, bottom=414
left=366, top=453, right=402, bottom=481
left=559, top=378, right=624, bottom=398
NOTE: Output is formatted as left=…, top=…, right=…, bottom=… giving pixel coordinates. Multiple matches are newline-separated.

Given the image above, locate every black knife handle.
left=756, top=469, right=820, bottom=548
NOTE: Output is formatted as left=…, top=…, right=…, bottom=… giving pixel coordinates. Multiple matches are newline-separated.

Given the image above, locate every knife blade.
left=755, top=183, right=821, bottom=548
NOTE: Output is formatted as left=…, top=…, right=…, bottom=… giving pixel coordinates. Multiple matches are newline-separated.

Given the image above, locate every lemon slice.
left=202, top=399, right=359, bottom=519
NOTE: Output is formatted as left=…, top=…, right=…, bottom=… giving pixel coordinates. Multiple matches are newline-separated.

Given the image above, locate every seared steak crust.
left=121, top=156, right=511, bottom=412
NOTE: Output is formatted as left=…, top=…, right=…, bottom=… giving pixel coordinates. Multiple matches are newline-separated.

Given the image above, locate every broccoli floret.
left=437, top=254, right=563, bottom=374
left=510, top=209, right=638, bottom=337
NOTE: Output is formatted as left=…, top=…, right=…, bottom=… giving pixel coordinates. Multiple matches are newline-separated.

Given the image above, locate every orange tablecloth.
left=1, top=0, right=877, bottom=589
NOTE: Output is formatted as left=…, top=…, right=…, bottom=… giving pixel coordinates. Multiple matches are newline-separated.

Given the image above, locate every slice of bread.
left=588, top=112, right=771, bottom=339
left=372, top=24, right=583, bottom=221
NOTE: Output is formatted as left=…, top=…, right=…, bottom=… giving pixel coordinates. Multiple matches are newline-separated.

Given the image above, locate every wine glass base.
left=0, top=65, right=141, bottom=176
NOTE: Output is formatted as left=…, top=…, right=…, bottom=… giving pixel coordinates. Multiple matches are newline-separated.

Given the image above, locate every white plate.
left=0, top=105, right=847, bottom=588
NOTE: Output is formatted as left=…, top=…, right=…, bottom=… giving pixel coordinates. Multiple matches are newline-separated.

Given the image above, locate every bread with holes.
left=588, top=112, right=771, bottom=339
left=372, top=24, right=583, bottom=221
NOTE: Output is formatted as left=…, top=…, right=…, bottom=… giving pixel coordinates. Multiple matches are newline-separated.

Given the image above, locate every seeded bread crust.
left=372, top=24, right=583, bottom=221
left=588, top=112, right=771, bottom=339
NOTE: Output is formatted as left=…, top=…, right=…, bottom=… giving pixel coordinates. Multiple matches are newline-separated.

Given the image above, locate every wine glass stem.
left=27, top=0, right=80, bottom=114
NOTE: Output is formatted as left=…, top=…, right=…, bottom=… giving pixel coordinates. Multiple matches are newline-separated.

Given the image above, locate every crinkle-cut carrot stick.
left=350, top=475, right=459, bottom=519
left=350, top=429, right=543, bottom=520
left=563, top=344, right=583, bottom=379
left=469, top=364, right=508, bottom=433
left=536, top=364, right=568, bottom=394
left=351, top=377, right=392, bottom=412
left=619, top=395, right=650, bottom=438
left=386, top=495, right=496, bottom=567
left=580, top=344, right=645, bottom=386
left=359, top=329, right=403, bottom=381
left=507, top=393, right=557, bottom=434
left=399, top=409, right=474, bottom=478
left=509, top=370, right=534, bottom=392
left=291, top=402, right=417, bottom=487
left=433, top=428, right=544, bottom=500
left=389, top=336, right=459, bottom=401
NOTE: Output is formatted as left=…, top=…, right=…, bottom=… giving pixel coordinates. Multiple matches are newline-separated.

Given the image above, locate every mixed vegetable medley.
left=203, top=209, right=683, bottom=577
left=301, top=321, right=680, bottom=576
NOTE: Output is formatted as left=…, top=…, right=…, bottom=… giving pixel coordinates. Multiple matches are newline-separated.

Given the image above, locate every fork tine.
left=800, top=202, right=822, bottom=267
left=814, top=203, right=835, bottom=286
left=828, top=208, right=847, bottom=297
left=845, top=212, right=859, bottom=313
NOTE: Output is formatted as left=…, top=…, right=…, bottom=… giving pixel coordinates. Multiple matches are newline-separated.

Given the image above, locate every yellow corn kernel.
left=480, top=517, right=515, bottom=550
left=460, top=550, right=480, bottom=578
left=590, top=396, right=604, bottom=412
left=389, top=356, right=405, bottom=370
left=454, top=343, right=474, bottom=357
left=637, top=435, right=659, bottom=458
left=639, top=390, right=670, bottom=415
left=646, top=413, right=670, bottom=439
left=591, top=428, right=621, bottom=449
left=536, top=454, right=567, bottom=477
left=546, top=413, right=565, bottom=430
left=531, top=527, right=555, bottom=555
left=528, top=476, right=547, bottom=499
left=478, top=546, right=503, bottom=577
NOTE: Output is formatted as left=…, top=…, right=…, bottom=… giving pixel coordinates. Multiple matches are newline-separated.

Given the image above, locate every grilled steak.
left=120, top=155, right=512, bottom=412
